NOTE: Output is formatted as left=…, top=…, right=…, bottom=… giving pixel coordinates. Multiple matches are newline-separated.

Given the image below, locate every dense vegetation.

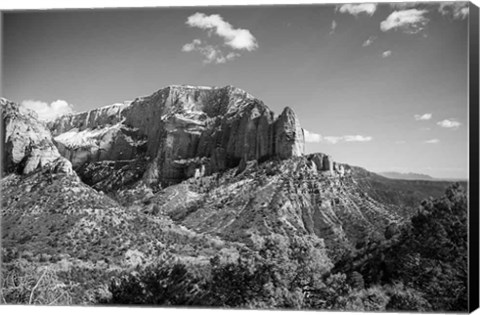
left=334, top=183, right=468, bottom=311
left=384, top=183, right=468, bottom=311
left=99, top=184, right=469, bottom=311
left=1, top=178, right=468, bottom=311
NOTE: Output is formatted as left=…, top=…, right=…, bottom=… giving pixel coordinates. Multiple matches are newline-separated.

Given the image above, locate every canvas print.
left=0, top=1, right=478, bottom=312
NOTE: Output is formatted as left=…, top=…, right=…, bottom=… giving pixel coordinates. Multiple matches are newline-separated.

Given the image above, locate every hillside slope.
left=144, top=154, right=454, bottom=261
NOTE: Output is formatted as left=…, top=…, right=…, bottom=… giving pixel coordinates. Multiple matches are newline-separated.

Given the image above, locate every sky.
left=1, top=1, right=472, bottom=179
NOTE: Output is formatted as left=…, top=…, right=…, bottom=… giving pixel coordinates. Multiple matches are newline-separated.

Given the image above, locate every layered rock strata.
left=49, top=85, right=306, bottom=185
left=1, top=98, right=73, bottom=175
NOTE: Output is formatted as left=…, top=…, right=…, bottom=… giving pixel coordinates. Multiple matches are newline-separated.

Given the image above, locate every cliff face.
left=275, top=107, right=305, bottom=159
left=1, top=98, right=73, bottom=176
left=48, top=102, right=147, bottom=167
left=50, top=85, right=306, bottom=185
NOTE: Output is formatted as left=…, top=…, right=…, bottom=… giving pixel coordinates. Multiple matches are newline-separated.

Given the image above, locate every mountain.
left=378, top=171, right=435, bottom=181
left=1, top=86, right=463, bottom=309
left=48, top=85, right=304, bottom=187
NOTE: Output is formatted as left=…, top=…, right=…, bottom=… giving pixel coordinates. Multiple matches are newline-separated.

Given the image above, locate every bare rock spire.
left=274, top=106, right=305, bottom=159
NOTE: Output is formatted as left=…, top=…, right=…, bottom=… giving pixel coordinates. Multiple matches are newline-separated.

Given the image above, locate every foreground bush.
left=107, top=261, right=205, bottom=305
left=1, top=260, right=72, bottom=305
left=104, top=234, right=335, bottom=309
left=384, top=282, right=432, bottom=311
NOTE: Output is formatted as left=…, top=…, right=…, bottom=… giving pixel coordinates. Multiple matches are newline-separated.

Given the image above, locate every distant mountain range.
left=378, top=171, right=467, bottom=182
left=378, top=171, right=435, bottom=181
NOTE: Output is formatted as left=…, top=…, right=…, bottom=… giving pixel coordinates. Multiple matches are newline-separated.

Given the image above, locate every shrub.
left=106, top=257, right=205, bottom=305
left=349, top=271, right=364, bottom=290
left=344, top=286, right=389, bottom=311
left=1, top=260, right=72, bottom=305
left=304, top=273, right=351, bottom=310
left=385, top=282, right=432, bottom=311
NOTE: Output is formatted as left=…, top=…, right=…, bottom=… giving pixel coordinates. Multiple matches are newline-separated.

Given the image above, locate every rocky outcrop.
left=49, top=102, right=147, bottom=168
left=1, top=98, right=73, bottom=175
left=274, top=107, right=304, bottom=159
left=311, top=153, right=324, bottom=171
left=50, top=85, right=306, bottom=186
left=324, top=155, right=334, bottom=173
left=309, top=152, right=340, bottom=175
left=53, top=123, right=148, bottom=167
left=49, top=102, right=129, bottom=136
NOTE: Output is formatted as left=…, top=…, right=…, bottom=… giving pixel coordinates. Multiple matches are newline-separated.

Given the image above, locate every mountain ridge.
left=47, top=85, right=307, bottom=186
left=378, top=171, right=434, bottom=181
left=378, top=171, right=467, bottom=182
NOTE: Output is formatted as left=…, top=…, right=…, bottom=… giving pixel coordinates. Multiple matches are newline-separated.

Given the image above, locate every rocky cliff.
left=49, top=85, right=306, bottom=186
left=274, top=107, right=304, bottom=159
left=1, top=98, right=73, bottom=176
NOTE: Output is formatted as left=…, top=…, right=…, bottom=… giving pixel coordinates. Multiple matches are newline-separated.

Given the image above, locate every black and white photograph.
left=0, top=0, right=479, bottom=313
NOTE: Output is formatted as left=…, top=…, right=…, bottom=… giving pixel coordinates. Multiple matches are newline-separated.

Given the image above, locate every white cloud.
left=414, top=113, right=432, bottom=120
left=182, top=39, right=239, bottom=64
left=382, top=50, right=392, bottom=58
left=304, top=130, right=372, bottom=144
left=304, top=129, right=323, bottom=143
left=329, top=20, right=337, bottom=35
left=324, top=135, right=373, bottom=144
left=338, top=3, right=377, bottom=16
left=324, top=136, right=342, bottom=144
left=380, top=9, right=429, bottom=34
left=437, top=119, right=461, bottom=129
left=181, top=38, right=202, bottom=52
left=362, top=36, right=376, bottom=47
left=425, top=139, right=440, bottom=144
left=439, top=2, right=469, bottom=20
left=343, top=135, right=373, bottom=142
left=186, top=13, right=258, bottom=51
left=395, top=140, right=407, bottom=144
left=21, top=99, right=74, bottom=121
left=183, top=13, right=257, bottom=64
